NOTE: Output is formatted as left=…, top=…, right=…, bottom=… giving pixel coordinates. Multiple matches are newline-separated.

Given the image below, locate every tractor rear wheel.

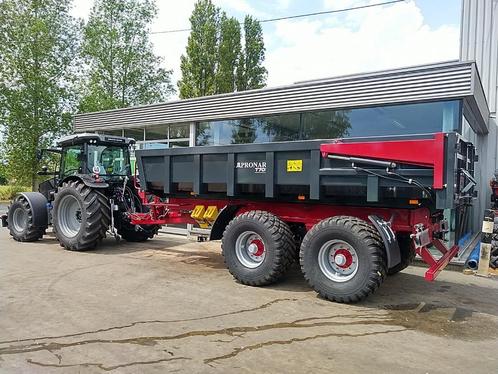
left=53, top=180, right=110, bottom=251
left=221, top=211, right=295, bottom=286
left=7, top=196, right=46, bottom=242
left=300, top=216, right=387, bottom=303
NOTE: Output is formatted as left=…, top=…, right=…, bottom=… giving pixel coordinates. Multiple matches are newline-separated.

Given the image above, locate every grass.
left=0, top=185, right=32, bottom=202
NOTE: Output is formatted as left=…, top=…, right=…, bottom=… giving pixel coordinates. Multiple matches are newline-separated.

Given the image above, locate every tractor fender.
left=209, top=205, right=241, bottom=240
left=15, top=192, right=49, bottom=229
left=368, top=215, right=401, bottom=269
left=60, top=174, right=109, bottom=189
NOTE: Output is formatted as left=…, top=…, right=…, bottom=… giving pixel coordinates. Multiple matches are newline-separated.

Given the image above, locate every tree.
left=237, top=15, right=267, bottom=91
left=79, top=0, right=174, bottom=113
left=0, top=0, right=81, bottom=188
left=179, top=1, right=267, bottom=98
left=178, top=0, right=219, bottom=99
left=215, top=14, right=241, bottom=94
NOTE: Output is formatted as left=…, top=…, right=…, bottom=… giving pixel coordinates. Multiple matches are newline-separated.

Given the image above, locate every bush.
left=0, top=185, right=32, bottom=201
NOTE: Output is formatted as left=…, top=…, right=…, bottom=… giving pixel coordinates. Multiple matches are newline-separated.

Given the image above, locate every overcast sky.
left=71, top=0, right=462, bottom=96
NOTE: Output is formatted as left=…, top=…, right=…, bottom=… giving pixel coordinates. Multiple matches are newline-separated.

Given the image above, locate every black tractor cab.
left=37, top=133, right=136, bottom=202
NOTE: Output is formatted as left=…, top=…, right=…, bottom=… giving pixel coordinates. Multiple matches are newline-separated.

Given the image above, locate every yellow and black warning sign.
left=287, top=159, right=303, bottom=172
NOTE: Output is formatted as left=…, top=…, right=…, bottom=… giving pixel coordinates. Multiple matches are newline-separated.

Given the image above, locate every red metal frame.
left=320, top=132, right=446, bottom=189
left=129, top=195, right=458, bottom=281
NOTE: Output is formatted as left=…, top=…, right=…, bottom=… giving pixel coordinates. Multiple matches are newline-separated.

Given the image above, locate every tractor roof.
left=56, top=133, right=136, bottom=147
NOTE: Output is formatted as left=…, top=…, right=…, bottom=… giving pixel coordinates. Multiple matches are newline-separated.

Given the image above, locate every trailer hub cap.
left=235, top=231, right=266, bottom=268
left=318, top=240, right=358, bottom=282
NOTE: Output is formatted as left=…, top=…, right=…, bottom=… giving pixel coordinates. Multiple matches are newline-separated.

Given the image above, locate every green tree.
left=178, top=0, right=219, bottom=99
left=179, top=1, right=267, bottom=98
left=215, top=14, right=241, bottom=94
left=79, top=0, right=174, bottom=113
left=0, top=0, right=80, bottom=188
left=237, top=15, right=267, bottom=91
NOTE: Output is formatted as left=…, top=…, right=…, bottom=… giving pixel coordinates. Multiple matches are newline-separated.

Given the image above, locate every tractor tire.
left=221, top=210, right=295, bottom=286
left=300, top=216, right=387, bottom=303
left=7, top=196, right=46, bottom=242
left=117, top=221, right=158, bottom=242
left=387, top=234, right=416, bottom=275
left=53, top=180, right=110, bottom=251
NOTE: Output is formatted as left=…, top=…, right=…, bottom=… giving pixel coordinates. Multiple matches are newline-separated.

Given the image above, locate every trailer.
left=130, top=131, right=477, bottom=302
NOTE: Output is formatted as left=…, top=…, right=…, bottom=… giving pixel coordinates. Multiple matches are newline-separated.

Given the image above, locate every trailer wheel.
left=221, top=211, right=295, bottom=286
left=300, top=216, right=387, bottom=303
left=387, top=234, right=416, bottom=275
left=7, top=196, right=46, bottom=242
left=53, top=180, right=110, bottom=251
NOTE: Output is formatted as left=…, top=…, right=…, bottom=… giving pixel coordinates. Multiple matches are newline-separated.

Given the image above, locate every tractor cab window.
left=87, top=145, right=130, bottom=176
left=61, top=145, right=83, bottom=177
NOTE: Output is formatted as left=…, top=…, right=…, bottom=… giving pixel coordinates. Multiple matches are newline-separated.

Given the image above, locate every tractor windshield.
left=87, top=144, right=131, bottom=176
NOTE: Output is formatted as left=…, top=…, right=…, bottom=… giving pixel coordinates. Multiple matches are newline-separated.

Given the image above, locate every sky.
left=71, top=0, right=462, bottom=96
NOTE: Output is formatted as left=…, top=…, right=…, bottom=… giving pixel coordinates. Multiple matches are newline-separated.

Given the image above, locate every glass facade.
left=102, top=123, right=191, bottom=149
left=196, top=100, right=462, bottom=146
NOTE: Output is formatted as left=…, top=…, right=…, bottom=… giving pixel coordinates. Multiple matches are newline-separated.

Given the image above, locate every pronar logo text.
left=236, top=161, right=267, bottom=174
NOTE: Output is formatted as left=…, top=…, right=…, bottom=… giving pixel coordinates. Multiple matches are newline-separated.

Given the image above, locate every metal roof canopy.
left=73, top=60, right=490, bottom=135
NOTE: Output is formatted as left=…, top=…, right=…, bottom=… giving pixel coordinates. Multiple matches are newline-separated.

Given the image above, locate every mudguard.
left=209, top=205, right=241, bottom=240
left=15, top=192, right=49, bottom=229
left=368, top=215, right=401, bottom=269
left=60, top=174, right=109, bottom=189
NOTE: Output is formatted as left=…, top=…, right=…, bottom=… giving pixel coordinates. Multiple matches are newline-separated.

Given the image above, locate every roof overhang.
left=73, top=60, right=490, bottom=135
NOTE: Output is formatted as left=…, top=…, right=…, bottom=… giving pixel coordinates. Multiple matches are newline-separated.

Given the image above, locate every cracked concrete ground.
left=1, top=226, right=497, bottom=373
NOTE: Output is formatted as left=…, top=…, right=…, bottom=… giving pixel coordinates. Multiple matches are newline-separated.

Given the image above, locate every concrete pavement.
left=0, top=225, right=497, bottom=373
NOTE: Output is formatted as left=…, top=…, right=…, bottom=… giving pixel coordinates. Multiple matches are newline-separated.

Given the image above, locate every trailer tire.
left=387, top=234, right=416, bottom=275
left=53, top=180, right=110, bottom=251
left=7, top=196, right=46, bottom=242
left=222, top=211, right=295, bottom=286
left=300, top=216, right=387, bottom=303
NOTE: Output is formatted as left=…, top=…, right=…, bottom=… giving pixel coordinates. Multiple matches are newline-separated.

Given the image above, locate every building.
left=73, top=0, right=498, bottom=248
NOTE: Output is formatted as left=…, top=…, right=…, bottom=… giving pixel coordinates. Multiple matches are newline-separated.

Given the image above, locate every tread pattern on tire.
left=300, top=215, right=387, bottom=303
left=8, top=196, right=45, bottom=242
left=53, top=180, right=110, bottom=251
left=222, top=210, right=295, bottom=286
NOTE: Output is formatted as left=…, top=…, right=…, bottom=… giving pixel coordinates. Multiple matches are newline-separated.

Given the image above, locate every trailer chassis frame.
left=129, top=193, right=458, bottom=281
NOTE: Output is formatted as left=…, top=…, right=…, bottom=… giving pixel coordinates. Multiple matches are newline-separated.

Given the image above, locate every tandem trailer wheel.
left=221, top=210, right=296, bottom=286
left=300, top=216, right=387, bottom=303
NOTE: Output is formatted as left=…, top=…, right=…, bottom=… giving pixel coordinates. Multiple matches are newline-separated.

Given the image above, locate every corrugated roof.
left=73, top=60, right=489, bottom=134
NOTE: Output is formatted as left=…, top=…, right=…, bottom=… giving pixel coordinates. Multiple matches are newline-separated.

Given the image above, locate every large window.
left=196, top=100, right=462, bottom=146
left=143, top=123, right=190, bottom=149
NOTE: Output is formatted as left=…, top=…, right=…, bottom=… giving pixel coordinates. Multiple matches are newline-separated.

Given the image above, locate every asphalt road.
left=1, top=223, right=497, bottom=373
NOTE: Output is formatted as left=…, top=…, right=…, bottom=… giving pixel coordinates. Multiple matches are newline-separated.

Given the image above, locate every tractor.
left=1, top=133, right=158, bottom=250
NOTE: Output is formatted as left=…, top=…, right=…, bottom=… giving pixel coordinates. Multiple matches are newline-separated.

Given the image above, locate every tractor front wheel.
left=53, top=180, right=110, bottom=251
left=7, top=196, right=46, bottom=242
